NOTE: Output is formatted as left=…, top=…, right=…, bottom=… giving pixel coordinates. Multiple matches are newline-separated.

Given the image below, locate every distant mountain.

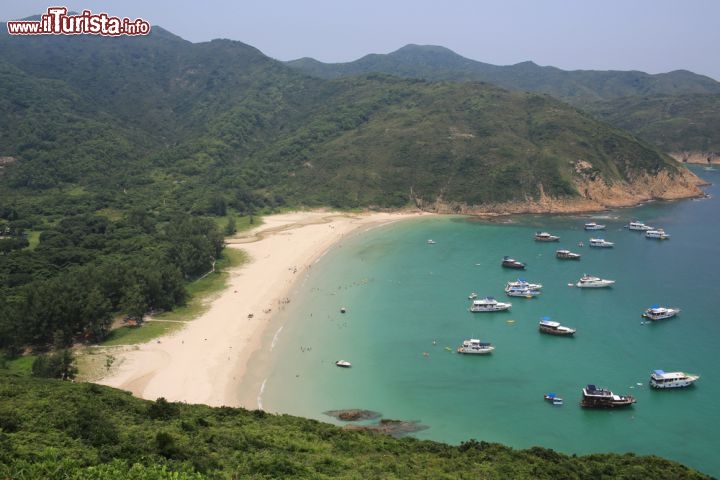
left=286, top=44, right=720, bottom=154
left=287, top=44, right=720, bottom=103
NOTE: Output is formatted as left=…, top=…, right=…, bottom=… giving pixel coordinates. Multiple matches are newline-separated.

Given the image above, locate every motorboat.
left=538, top=317, right=576, bottom=336
left=544, top=393, right=564, bottom=405
left=335, top=360, right=352, bottom=368
left=506, top=278, right=542, bottom=290
left=626, top=221, right=653, bottom=231
left=575, top=274, right=615, bottom=288
left=645, top=229, right=670, bottom=240
left=580, top=384, right=636, bottom=408
left=556, top=249, right=581, bottom=260
left=469, top=297, right=512, bottom=312
left=534, top=231, right=560, bottom=242
left=456, top=338, right=495, bottom=355
left=649, top=370, right=700, bottom=389
left=584, top=222, right=606, bottom=230
left=427, top=239, right=436, bottom=244
left=589, top=238, right=614, bottom=248
left=501, top=256, right=526, bottom=269
left=505, top=285, right=541, bottom=297
left=642, top=305, right=680, bottom=321
left=468, top=292, right=478, bottom=300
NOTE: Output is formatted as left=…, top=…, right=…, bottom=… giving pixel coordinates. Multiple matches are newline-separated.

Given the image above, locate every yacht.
left=649, top=370, right=700, bottom=389
left=645, top=229, right=670, bottom=240
left=456, top=339, right=495, bottom=355
left=534, top=231, right=560, bottom=242
left=335, top=360, right=352, bottom=368
left=538, top=317, right=576, bottom=336
left=505, top=285, right=541, bottom=298
left=584, top=222, right=606, bottom=230
left=589, top=238, right=614, bottom=248
left=576, top=274, right=615, bottom=288
left=627, top=221, right=653, bottom=231
left=556, top=249, right=581, bottom=260
left=580, top=384, right=636, bottom=408
left=469, top=297, right=512, bottom=312
left=506, top=278, right=543, bottom=290
left=501, top=256, right=526, bottom=269
left=642, top=305, right=680, bottom=321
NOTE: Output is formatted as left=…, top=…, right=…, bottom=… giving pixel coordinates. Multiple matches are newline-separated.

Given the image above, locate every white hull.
left=650, top=371, right=699, bottom=389
left=470, top=304, right=511, bottom=312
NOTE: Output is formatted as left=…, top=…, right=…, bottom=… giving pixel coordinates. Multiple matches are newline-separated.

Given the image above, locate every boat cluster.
left=462, top=218, right=692, bottom=408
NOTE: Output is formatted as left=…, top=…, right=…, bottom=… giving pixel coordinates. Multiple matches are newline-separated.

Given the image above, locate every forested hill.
left=0, top=26, right=699, bottom=214
left=0, top=373, right=711, bottom=479
left=286, top=44, right=720, bottom=154
left=286, top=44, right=720, bottom=103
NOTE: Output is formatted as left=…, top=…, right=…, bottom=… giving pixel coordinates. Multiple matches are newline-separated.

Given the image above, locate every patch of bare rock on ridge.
left=416, top=162, right=706, bottom=216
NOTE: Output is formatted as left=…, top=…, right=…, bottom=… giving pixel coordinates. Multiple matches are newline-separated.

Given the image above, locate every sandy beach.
left=95, top=210, right=427, bottom=407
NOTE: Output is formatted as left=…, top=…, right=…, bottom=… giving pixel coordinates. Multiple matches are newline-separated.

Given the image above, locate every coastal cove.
left=249, top=166, right=719, bottom=476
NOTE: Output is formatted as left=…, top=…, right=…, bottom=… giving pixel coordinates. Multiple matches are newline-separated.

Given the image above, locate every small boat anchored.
left=505, top=285, right=541, bottom=298
left=544, top=393, right=564, bottom=405
left=626, top=221, right=653, bottom=231
left=457, top=338, right=495, bottom=355
left=645, top=229, right=670, bottom=240
left=589, top=238, right=614, bottom=248
left=534, top=231, right=560, bottom=242
left=469, top=297, right=512, bottom=312
left=584, top=222, right=606, bottom=231
left=649, top=370, right=700, bottom=389
left=501, top=256, right=526, bottom=269
left=335, top=360, right=352, bottom=368
left=538, top=317, right=576, bottom=336
left=556, top=249, right=581, bottom=260
left=580, top=384, right=636, bottom=408
left=576, top=274, right=615, bottom=288
left=642, top=305, right=680, bottom=321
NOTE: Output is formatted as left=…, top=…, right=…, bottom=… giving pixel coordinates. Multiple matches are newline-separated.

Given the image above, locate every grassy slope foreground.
left=0, top=374, right=711, bottom=479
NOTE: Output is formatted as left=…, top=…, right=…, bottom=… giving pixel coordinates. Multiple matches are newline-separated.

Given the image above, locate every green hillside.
left=286, top=44, right=720, bottom=153
left=0, top=373, right=710, bottom=479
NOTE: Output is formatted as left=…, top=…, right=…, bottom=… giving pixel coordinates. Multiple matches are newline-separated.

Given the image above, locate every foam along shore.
left=95, top=210, right=428, bottom=407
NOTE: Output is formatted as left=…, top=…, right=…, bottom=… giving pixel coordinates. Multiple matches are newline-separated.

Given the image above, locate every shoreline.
left=94, top=210, right=430, bottom=407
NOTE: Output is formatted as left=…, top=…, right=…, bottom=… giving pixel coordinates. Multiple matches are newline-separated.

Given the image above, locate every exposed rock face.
left=669, top=151, right=719, bottom=164
left=419, top=164, right=705, bottom=216
left=0, top=156, right=17, bottom=176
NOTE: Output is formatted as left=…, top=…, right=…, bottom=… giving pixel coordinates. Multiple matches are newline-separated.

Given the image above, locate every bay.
left=255, top=166, right=720, bottom=476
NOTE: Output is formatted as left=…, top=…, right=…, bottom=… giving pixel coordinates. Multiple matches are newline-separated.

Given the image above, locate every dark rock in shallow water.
left=344, top=418, right=429, bottom=437
left=324, top=409, right=382, bottom=421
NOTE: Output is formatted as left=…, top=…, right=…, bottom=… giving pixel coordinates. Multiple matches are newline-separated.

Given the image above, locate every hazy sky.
left=4, top=0, right=720, bottom=80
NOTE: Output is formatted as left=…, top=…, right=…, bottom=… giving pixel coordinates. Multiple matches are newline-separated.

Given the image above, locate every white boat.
left=544, top=393, right=564, bottom=405
left=642, top=305, right=680, bottom=321
left=468, top=292, right=478, bottom=300
left=627, top=221, right=653, bottom=231
left=645, top=229, right=670, bottom=240
left=469, top=297, right=512, bottom=312
left=504, top=285, right=541, bottom=297
left=534, top=231, right=560, bottom=242
left=506, top=278, right=543, bottom=290
left=589, top=238, right=614, bottom=248
left=335, top=360, right=352, bottom=368
left=556, top=249, right=581, bottom=260
left=576, top=274, right=615, bottom=288
left=649, top=370, right=700, bottom=389
left=584, top=222, right=606, bottom=230
left=457, top=338, right=495, bottom=355
left=538, top=317, right=576, bottom=336
left=427, top=239, right=436, bottom=244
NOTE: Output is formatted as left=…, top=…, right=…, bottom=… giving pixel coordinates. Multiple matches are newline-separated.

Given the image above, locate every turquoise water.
left=255, top=166, right=720, bottom=476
